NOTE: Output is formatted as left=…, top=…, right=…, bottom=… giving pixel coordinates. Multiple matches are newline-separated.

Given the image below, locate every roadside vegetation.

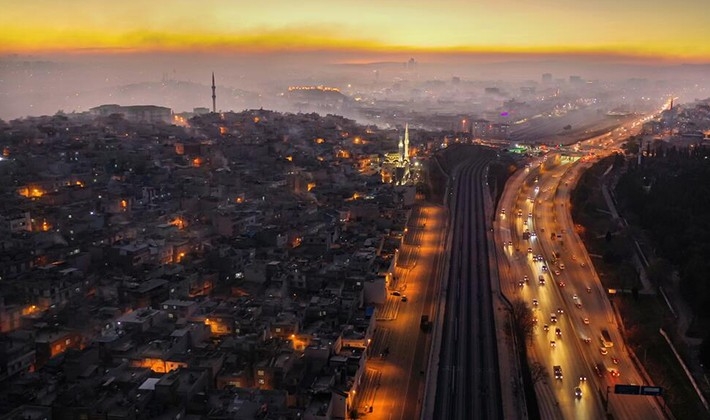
left=570, top=146, right=710, bottom=419
left=509, top=298, right=541, bottom=420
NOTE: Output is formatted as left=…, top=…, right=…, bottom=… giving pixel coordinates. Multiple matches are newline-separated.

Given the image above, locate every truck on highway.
left=600, top=329, right=613, bottom=347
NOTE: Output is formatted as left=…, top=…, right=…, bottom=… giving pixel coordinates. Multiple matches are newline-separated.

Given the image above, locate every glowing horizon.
left=2, top=0, right=710, bottom=62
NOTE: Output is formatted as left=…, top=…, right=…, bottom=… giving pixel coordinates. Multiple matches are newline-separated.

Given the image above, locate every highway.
left=509, top=106, right=638, bottom=146
left=495, top=113, right=667, bottom=419
left=535, top=156, right=663, bottom=420
left=355, top=99, right=672, bottom=420
left=433, top=149, right=503, bottom=420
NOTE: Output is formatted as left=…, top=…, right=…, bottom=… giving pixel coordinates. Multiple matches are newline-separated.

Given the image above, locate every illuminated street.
left=358, top=204, right=447, bottom=420
left=495, top=116, right=667, bottom=419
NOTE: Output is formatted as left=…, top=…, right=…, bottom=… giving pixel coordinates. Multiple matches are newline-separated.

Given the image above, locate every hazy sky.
left=2, top=0, right=709, bottom=61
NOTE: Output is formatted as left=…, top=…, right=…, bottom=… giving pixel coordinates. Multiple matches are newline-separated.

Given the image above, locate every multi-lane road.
left=495, top=139, right=665, bottom=418
left=359, top=108, right=673, bottom=419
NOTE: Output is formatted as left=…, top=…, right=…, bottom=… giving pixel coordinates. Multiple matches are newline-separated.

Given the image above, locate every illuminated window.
left=258, top=379, right=265, bottom=385
left=257, top=370, right=264, bottom=376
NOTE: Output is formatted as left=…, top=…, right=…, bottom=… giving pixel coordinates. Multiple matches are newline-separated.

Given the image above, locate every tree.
left=529, top=362, right=547, bottom=384
left=622, top=137, right=640, bottom=155
left=511, top=299, right=535, bottom=344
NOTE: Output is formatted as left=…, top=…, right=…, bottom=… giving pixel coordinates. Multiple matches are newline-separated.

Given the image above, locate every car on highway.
left=391, top=291, right=401, bottom=296
left=608, top=368, right=620, bottom=378
left=593, top=363, right=604, bottom=377
left=401, top=296, right=408, bottom=302
left=557, top=307, right=564, bottom=314
left=559, top=263, right=566, bottom=270
left=554, top=365, right=563, bottom=379
left=558, top=280, right=566, bottom=287
left=582, top=317, right=590, bottom=325
left=582, top=336, right=591, bottom=344
left=574, top=387, right=582, bottom=399
left=555, top=327, right=562, bottom=338
left=542, top=265, right=548, bottom=271
left=586, top=286, right=592, bottom=293
left=543, top=324, right=549, bottom=331
left=611, top=356, right=619, bottom=364
left=500, top=208, right=506, bottom=215
left=579, top=375, right=587, bottom=382
left=550, top=313, right=558, bottom=323
left=550, top=340, right=556, bottom=348
left=600, top=347, right=608, bottom=356
left=532, top=298, right=539, bottom=307
left=539, top=275, right=546, bottom=285
left=530, top=231, right=537, bottom=237
left=527, top=247, right=533, bottom=254
left=554, top=270, right=561, bottom=276
left=523, top=275, right=529, bottom=284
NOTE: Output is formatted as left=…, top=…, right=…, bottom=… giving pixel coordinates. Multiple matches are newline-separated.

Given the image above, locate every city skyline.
left=2, top=0, right=710, bottom=62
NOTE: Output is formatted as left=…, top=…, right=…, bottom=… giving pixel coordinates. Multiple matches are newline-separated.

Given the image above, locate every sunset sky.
left=2, top=0, right=709, bottom=61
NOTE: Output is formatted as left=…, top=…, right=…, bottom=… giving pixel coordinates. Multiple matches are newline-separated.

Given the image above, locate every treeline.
left=615, top=139, right=710, bottom=317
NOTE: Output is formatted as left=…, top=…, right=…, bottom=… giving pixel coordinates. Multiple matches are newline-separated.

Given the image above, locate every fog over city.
left=3, top=52, right=710, bottom=128
left=6, top=0, right=710, bottom=418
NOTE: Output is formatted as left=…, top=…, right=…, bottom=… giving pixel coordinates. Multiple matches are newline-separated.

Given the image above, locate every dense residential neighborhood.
left=0, top=109, right=427, bottom=419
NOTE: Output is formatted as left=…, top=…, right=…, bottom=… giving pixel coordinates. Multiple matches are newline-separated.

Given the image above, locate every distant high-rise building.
left=211, top=72, right=217, bottom=113
left=542, top=73, right=552, bottom=84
